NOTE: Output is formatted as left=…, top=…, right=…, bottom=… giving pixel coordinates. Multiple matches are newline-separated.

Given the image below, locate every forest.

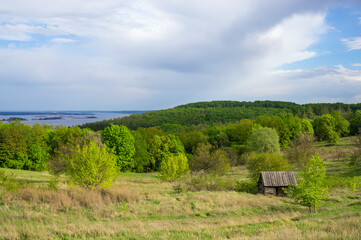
left=81, top=100, right=361, bottom=131
left=1, top=100, right=361, bottom=178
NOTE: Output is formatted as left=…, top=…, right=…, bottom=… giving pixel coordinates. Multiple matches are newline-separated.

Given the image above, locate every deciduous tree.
left=190, top=143, right=230, bottom=175
left=65, top=140, right=117, bottom=189
left=287, top=154, right=328, bottom=213
left=247, top=127, right=280, bottom=153
left=159, top=153, right=189, bottom=181
left=102, top=124, right=135, bottom=171
left=246, top=152, right=290, bottom=181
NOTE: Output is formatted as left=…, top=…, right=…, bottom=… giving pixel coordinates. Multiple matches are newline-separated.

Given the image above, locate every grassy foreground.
left=1, top=139, right=361, bottom=239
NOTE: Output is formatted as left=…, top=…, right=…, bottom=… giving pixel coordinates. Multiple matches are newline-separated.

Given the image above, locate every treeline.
left=2, top=109, right=360, bottom=174
left=81, top=100, right=361, bottom=131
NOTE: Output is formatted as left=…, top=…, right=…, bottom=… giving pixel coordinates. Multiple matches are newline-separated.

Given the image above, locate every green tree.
left=300, top=119, right=314, bottom=134
left=207, top=126, right=230, bottom=148
left=132, top=131, right=150, bottom=173
left=48, top=126, right=91, bottom=174
left=225, top=119, right=253, bottom=144
left=286, top=133, right=316, bottom=170
left=102, top=124, right=135, bottom=171
left=287, top=154, right=328, bottom=213
left=313, top=114, right=339, bottom=145
left=247, top=127, right=280, bottom=153
left=65, top=140, right=117, bottom=189
left=26, top=124, right=50, bottom=171
left=179, top=131, right=208, bottom=154
left=331, top=111, right=349, bottom=137
left=246, top=152, right=290, bottom=181
left=350, top=110, right=361, bottom=135
left=159, top=153, right=189, bottom=181
left=147, top=134, right=185, bottom=171
left=0, top=123, right=28, bottom=169
left=190, top=143, right=230, bottom=175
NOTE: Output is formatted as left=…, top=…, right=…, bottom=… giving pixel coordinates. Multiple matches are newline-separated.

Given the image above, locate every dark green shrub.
left=234, top=180, right=258, bottom=194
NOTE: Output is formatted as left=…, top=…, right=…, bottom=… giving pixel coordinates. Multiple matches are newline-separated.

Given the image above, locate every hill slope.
left=81, top=100, right=361, bottom=131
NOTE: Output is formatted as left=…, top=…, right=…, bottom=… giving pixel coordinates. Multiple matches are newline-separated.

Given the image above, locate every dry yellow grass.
left=0, top=163, right=360, bottom=239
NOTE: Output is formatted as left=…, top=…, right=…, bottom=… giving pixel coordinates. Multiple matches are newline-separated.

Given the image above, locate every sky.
left=1, top=0, right=361, bottom=110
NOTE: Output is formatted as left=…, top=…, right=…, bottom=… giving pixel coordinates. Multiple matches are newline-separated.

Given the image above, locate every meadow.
left=0, top=137, right=360, bottom=240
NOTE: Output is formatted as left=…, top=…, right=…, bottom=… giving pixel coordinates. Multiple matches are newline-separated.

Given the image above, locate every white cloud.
left=50, top=38, right=76, bottom=43
left=7, top=43, right=16, bottom=48
left=352, top=63, right=361, bottom=67
left=265, top=65, right=361, bottom=103
left=0, top=0, right=358, bottom=110
left=0, top=24, right=64, bottom=41
left=342, top=37, right=361, bottom=50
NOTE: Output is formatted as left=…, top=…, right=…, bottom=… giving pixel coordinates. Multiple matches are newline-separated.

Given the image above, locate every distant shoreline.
left=0, top=110, right=149, bottom=116
left=0, top=111, right=150, bottom=127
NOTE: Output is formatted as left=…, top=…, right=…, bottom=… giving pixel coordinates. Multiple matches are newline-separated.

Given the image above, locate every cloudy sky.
left=1, top=0, right=361, bottom=110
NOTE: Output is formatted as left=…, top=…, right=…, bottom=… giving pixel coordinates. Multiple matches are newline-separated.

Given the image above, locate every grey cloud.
left=0, top=0, right=360, bottom=110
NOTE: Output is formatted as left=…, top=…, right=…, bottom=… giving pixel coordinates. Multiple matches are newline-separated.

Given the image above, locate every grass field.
left=0, top=138, right=360, bottom=239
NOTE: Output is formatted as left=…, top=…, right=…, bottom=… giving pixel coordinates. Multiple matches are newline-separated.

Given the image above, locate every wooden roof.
left=259, top=171, right=297, bottom=187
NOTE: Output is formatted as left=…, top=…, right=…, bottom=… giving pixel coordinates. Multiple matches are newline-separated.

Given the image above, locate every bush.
left=65, top=141, right=118, bottom=189
left=325, top=176, right=361, bottom=191
left=286, top=133, right=316, bottom=170
left=246, top=152, right=290, bottom=181
left=175, top=172, right=235, bottom=192
left=247, top=127, right=280, bottom=153
left=190, top=144, right=230, bottom=175
left=159, top=153, right=189, bottom=181
left=234, top=180, right=258, bottom=194
left=0, top=170, right=22, bottom=196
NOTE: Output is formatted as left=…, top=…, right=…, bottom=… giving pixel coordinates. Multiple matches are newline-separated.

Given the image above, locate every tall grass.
left=0, top=140, right=360, bottom=240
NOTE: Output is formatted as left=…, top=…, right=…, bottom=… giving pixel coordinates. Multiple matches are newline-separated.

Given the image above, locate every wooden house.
left=258, top=171, right=297, bottom=196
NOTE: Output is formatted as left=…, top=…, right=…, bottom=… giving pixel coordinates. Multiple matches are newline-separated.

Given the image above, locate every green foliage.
left=325, top=176, right=361, bottom=191
left=47, top=177, right=60, bottom=190
left=65, top=140, right=117, bottom=189
left=331, top=111, right=350, bottom=136
left=300, top=119, right=314, bottom=134
left=131, top=131, right=150, bottom=173
left=207, top=126, right=230, bottom=148
left=0, top=170, right=21, bottom=194
left=159, top=153, right=189, bottom=181
left=349, top=132, right=361, bottom=169
left=102, top=124, right=135, bottom=171
left=0, top=122, right=28, bottom=169
left=190, top=144, right=230, bottom=175
left=313, top=114, right=339, bottom=145
left=27, top=143, right=49, bottom=171
left=147, top=134, right=185, bottom=171
left=176, top=171, right=235, bottom=192
left=247, top=127, right=280, bottom=153
left=246, top=152, right=290, bottom=181
left=327, top=130, right=339, bottom=145
left=157, top=124, right=185, bottom=133
left=48, top=125, right=87, bottom=155
left=81, top=101, right=361, bottom=133
left=286, top=133, right=316, bottom=170
left=234, top=179, right=258, bottom=193
left=287, top=154, right=328, bottom=213
left=178, top=131, right=208, bottom=154
left=168, top=134, right=186, bottom=154
left=225, top=119, right=253, bottom=144
left=48, top=127, right=92, bottom=175
left=350, top=110, right=361, bottom=135
left=82, top=101, right=290, bottom=131
left=255, top=114, right=308, bottom=148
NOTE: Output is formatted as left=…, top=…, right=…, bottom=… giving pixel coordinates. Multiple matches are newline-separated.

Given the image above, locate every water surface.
left=0, top=111, right=141, bottom=127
